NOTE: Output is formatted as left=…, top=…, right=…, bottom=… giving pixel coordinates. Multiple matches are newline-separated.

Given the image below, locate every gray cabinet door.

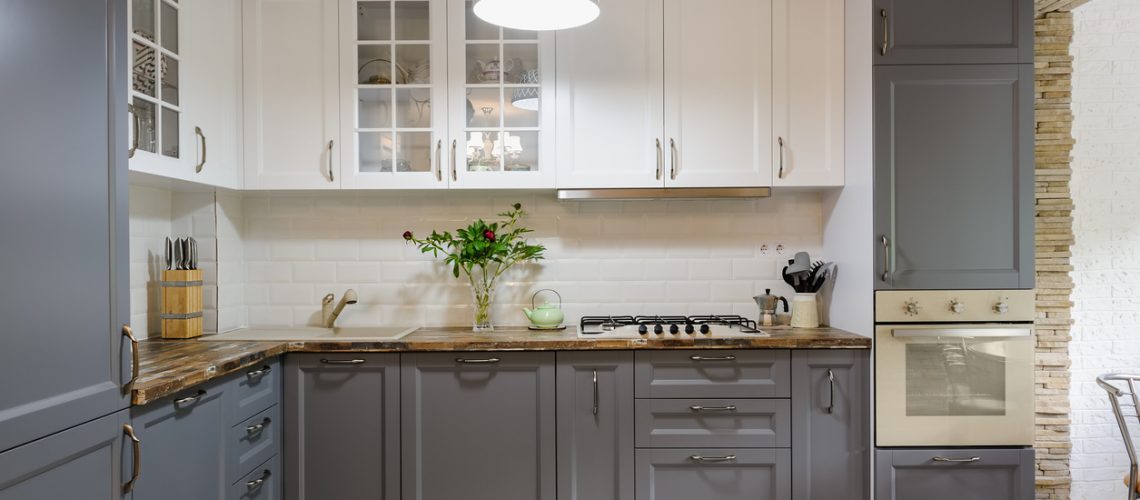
left=556, top=351, right=634, bottom=500
left=873, top=0, right=1032, bottom=64
left=635, top=448, right=791, bottom=500
left=791, top=350, right=869, bottom=500
left=0, top=410, right=127, bottom=500
left=284, top=354, right=400, bottom=500
left=129, top=384, right=227, bottom=500
left=874, top=64, right=1034, bottom=290
left=0, top=0, right=130, bottom=453
left=402, top=352, right=556, bottom=500
left=635, top=399, right=791, bottom=448
left=875, top=448, right=1034, bottom=500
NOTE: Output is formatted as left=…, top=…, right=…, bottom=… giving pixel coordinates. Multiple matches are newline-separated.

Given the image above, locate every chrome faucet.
left=322, top=289, right=358, bottom=328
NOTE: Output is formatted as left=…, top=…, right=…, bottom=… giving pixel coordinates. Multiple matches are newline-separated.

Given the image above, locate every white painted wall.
left=1070, top=1, right=1140, bottom=497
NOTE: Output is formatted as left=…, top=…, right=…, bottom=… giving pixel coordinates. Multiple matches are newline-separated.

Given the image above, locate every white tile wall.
left=1071, top=2, right=1140, bottom=497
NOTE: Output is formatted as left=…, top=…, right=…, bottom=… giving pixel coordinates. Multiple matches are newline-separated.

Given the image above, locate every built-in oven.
left=875, top=290, right=1036, bottom=447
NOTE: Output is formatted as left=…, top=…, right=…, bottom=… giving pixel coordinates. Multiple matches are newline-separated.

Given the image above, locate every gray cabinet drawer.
left=875, top=448, right=1033, bottom=500
left=635, top=399, right=790, bottom=448
left=227, top=359, right=281, bottom=425
left=228, top=404, right=281, bottom=485
left=230, top=454, right=280, bottom=500
left=635, top=448, right=790, bottom=500
left=635, top=350, right=790, bottom=398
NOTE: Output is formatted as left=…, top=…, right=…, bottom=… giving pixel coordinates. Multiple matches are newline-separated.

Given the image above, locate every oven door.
left=875, top=324, right=1035, bottom=447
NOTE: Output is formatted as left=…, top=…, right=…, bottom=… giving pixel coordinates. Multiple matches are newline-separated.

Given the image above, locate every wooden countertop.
left=132, top=325, right=869, bottom=405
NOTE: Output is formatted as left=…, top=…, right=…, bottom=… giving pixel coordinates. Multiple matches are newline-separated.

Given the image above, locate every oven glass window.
left=905, top=339, right=1007, bottom=416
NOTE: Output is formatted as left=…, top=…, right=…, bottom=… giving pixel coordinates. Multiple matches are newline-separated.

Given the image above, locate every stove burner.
left=579, top=316, right=636, bottom=335
left=689, top=315, right=762, bottom=334
left=579, top=314, right=765, bottom=337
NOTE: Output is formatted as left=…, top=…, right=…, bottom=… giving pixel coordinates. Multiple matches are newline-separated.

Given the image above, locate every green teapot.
left=523, top=289, right=564, bottom=328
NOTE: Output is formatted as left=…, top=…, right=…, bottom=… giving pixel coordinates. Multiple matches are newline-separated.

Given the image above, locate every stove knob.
left=904, top=300, right=921, bottom=316
left=669, top=324, right=680, bottom=334
left=950, top=299, right=966, bottom=314
left=653, top=324, right=664, bottom=335
left=699, top=324, right=710, bottom=335
left=638, top=324, right=648, bottom=335
left=685, top=324, right=695, bottom=334
left=994, top=301, right=1010, bottom=315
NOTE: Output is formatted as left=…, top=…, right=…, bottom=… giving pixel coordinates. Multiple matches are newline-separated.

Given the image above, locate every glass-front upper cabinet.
left=129, top=0, right=189, bottom=175
left=340, top=0, right=448, bottom=188
left=446, top=0, right=555, bottom=189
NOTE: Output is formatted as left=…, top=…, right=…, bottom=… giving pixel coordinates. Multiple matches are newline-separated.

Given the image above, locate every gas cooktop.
left=578, top=315, right=769, bottom=339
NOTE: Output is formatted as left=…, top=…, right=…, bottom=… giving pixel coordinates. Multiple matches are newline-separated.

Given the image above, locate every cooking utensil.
left=188, top=237, right=197, bottom=270
left=183, top=238, right=191, bottom=270
left=164, top=237, right=172, bottom=270
left=173, top=239, right=183, bottom=270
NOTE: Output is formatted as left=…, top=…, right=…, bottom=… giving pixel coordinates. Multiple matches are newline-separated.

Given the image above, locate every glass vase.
left=470, top=271, right=496, bottom=332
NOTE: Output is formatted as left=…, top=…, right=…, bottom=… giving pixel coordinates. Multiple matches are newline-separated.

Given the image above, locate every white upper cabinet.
left=129, top=0, right=194, bottom=180
left=184, top=0, right=243, bottom=189
left=243, top=0, right=341, bottom=190
left=554, top=0, right=664, bottom=189
left=339, top=0, right=450, bottom=189
left=772, top=0, right=845, bottom=187
left=663, top=0, right=773, bottom=188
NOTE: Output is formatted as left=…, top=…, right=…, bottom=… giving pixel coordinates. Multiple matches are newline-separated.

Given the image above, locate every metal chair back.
left=1097, top=373, right=1140, bottom=500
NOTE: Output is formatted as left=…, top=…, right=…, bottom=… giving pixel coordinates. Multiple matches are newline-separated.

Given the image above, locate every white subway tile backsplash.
left=293, top=262, right=337, bottom=283
left=337, top=262, right=381, bottom=284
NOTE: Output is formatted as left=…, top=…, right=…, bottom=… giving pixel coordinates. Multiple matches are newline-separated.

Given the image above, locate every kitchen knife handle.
left=123, top=324, right=139, bottom=387
left=880, top=235, right=891, bottom=282
left=327, top=140, right=335, bottom=182
left=194, top=126, right=206, bottom=173
left=122, top=424, right=141, bottom=494
left=592, top=369, right=599, bottom=416
left=826, top=369, right=836, bottom=414
left=880, top=9, right=890, bottom=56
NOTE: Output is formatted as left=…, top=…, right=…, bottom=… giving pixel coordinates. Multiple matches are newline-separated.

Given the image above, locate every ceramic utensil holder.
left=790, top=293, right=820, bottom=328
left=160, top=270, right=203, bottom=339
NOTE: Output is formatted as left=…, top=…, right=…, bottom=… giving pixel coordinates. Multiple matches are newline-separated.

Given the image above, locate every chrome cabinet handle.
left=690, top=355, right=736, bottom=362
left=246, top=417, right=272, bottom=436
left=880, top=9, right=889, bottom=56
left=880, top=235, right=890, bottom=282
left=777, top=137, right=785, bottom=179
left=246, top=365, right=272, bottom=379
left=246, top=470, right=272, bottom=490
left=592, top=369, right=599, bottom=416
left=933, top=456, right=981, bottom=463
left=194, top=126, right=207, bottom=173
left=826, top=369, right=836, bottom=414
left=451, top=140, right=458, bottom=181
left=435, top=139, right=443, bottom=182
left=122, top=424, right=141, bottom=494
left=690, top=405, right=737, bottom=412
left=174, top=390, right=206, bottom=406
left=122, top=324, right=139, bottom=387
left=320, top=358, right=365, bottom=365
left=327, top=140, right=335, bottom=181
left=669, top=138, right=678, bottom=180
left=128, top=106, right=140, bottom=158
left=690, top=455, right=736, bottom=463
left=655, top=139, right=663, bottom=181
left=455, top=357, right=501, bottom=364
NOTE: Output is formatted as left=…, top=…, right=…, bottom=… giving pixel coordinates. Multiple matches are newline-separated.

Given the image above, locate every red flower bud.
left=402, top=230, right=414, bottom=241
left=484, top=230, right=496, bottom=242
left=512, top=203, right=522, bottom=211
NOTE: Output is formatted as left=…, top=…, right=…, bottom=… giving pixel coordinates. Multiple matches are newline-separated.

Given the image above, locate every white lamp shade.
left=473, top=0, right=599, bottom=31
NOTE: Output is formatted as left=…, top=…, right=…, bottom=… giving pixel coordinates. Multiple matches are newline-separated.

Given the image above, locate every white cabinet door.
left=663, top=0, right=773, bottom=188
left=339, top=0, right=450, bottom=189
left=184, top=0, right=243, bottom=189
left=772, top=0, right=844, bottom=187
left=129, top=0, right=194, bottom=180
left=554, top=0, right=664, bottom=189
left=243, top=0, right=341, bottom=190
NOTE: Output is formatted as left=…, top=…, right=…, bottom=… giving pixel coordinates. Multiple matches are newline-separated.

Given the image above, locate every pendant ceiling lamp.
left=473, top=0, right=600, bottom=31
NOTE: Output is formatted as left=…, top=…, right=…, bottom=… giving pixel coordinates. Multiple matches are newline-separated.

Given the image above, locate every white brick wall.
left=1070, top=1, right=1140, bottom=497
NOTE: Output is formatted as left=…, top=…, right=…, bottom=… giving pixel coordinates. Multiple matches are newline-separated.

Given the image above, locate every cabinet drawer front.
left=635, top=399, right=790, bottom=448
left=635, top=448, right=790, bottom=500
left=635, top=350, right=790, bottom=398
left=875, top=448, right=1033, bottom=500
left=229, top=454, right=280, bottom=500
left=228, top=404, right=281, bottom=484
left=226, top=359, right=281, bottom=425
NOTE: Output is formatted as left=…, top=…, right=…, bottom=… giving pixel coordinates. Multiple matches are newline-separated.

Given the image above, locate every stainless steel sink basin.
left=203, top=326, right=418, bottom=342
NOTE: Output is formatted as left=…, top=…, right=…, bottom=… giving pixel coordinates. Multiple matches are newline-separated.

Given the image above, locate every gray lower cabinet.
left=284, top=354, right=400, bottom=500
left=874, top=64, right=1034, bottom=290
left=635, top=448, right=791, bottom=500
left=634, top=350, right=790, bottom=398
left=791, top=350, right=869, bottom=500
left=0, top=410, right=128, bottom=499
left=402, top=352, right=556, bottom=500
left=129, top=383, right=228, bottom=500
left=556, top=351, right=634, bottom=500
left=873, top=0, right=1032, bottom=64
left=231, top=455, right=280, bottom=500
left=635, top=399, right=790, bottom=448
left=875, top=448, right=1034, bottom=500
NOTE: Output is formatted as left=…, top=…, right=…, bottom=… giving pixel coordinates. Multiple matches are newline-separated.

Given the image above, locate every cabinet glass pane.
left=396, top=132, right=432, bottom=172
left=503, top=131, right=537, bottom=171
left=466, top=44, right=502, bottom=84
left=359, top=88, right=393, bottom=128
left=160, top=1, right=178, bottom=53
left=396, top=88, right=432, bottom=128
left=132, top=0, right=156, bottom=40
left=465, top=88, right=500, bottom=128
left=505, top=87, right=539, bottom=127
left=132, top=98, right=157, bottom=154
left=503, top=44, right=538, bottom=83
left=466, top=131, right=501, bottom=171
left=394, top=1, right=430, bottom=40
left=357, top=1, right=391, bottom=41
left=394, top=44, right=430, bottom=84
left=504, top=28, right=538, bottom=40
left=358, top=45, right=394, bottom=84
left=464, top=1, right=499, bottom=41
left=905, top=340, right=1007, bottom=416
left=160, top=106, right=179, bottom=158
left=359, top=132, right=393, bottom=172
left=132, top=41, right=157, bottom=97
left=160, top=54, right=179, bottom=105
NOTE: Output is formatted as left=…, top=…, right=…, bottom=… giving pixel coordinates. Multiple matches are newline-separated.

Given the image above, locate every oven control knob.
left=638, top=324, right=648, bottom=335
left=653, top=324, right=664, bottom=335
left=994, top=301, right=1010, bottom=315
left=904, top=300, right=922, bottom=316
left=685, top=324, right=695, bottom=334
left=950, top=300, right=966, bottom=314
left=669, top=324, right=680, bottom=334
left=699, top=324, right=710, bottom=335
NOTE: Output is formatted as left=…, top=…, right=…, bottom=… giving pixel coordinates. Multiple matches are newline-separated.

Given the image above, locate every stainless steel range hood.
left=556, top=187, right=771, bottom=200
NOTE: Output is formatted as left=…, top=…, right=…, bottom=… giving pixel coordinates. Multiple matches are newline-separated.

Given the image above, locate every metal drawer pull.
left=128, top=106, right=140, bottom=158
left=690, top=455, right=737, bottom=463
left=669, top=138, right=678, bottom=180
left=592, top=369, right=599, bottom=416
left=320, top=358, right=366, bottom=365
left=777, top=136, right=785, bottom=178
left=690, top=405, right=737, bottom=412
left=893, top=328, right=1031, bottom=339
left=247, top=365, right=272, bottom=379
left=122, top=324, right=139, bottom=387
left=435, top=139, right=443, bottom=182
left=246, top=470, right=272, bottom=490
left=933, top=456, right=981, bottom=463
left=327, top=140, right=335, bottom=182
left=451, top=139, right=458, bottom=181
left=826, top=369, right=836, bottom=414
left=174, top=390, right=206, bottom=406
left=880, top=235, right=890, bottom=282
left=655, top=139, right=663, bottom=180
left=246, top=417, right=272, bottom=436
left=122, top=424, right=141, bottom=494
left=689, top=355, right=736, bottom=362
left=880, top=9, right=889, bottom=56
left=455, top=357, right=501, bottom=364
left=194, top=126, right=207, bottom=173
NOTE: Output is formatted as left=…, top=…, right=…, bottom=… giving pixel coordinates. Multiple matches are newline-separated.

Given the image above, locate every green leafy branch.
left=402, top=203, right=547, bottom=284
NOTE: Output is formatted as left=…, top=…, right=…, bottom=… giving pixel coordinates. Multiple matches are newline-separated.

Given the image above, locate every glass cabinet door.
left=129, top=0, right=183, bottom=168
left=341, top=0, right=448, bottom=189
left=446, top=0, right=555, bottom=189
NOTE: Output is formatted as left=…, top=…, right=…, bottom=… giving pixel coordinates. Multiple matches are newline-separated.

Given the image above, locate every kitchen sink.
left=203, top=326, right=419, bottom=342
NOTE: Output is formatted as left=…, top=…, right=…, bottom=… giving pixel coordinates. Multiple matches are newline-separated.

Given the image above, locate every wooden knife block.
left=160, top=270, right=203, bottom=339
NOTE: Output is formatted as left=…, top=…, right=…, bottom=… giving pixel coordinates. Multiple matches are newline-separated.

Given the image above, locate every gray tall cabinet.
left=0, top=0, right=131, bottom=497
